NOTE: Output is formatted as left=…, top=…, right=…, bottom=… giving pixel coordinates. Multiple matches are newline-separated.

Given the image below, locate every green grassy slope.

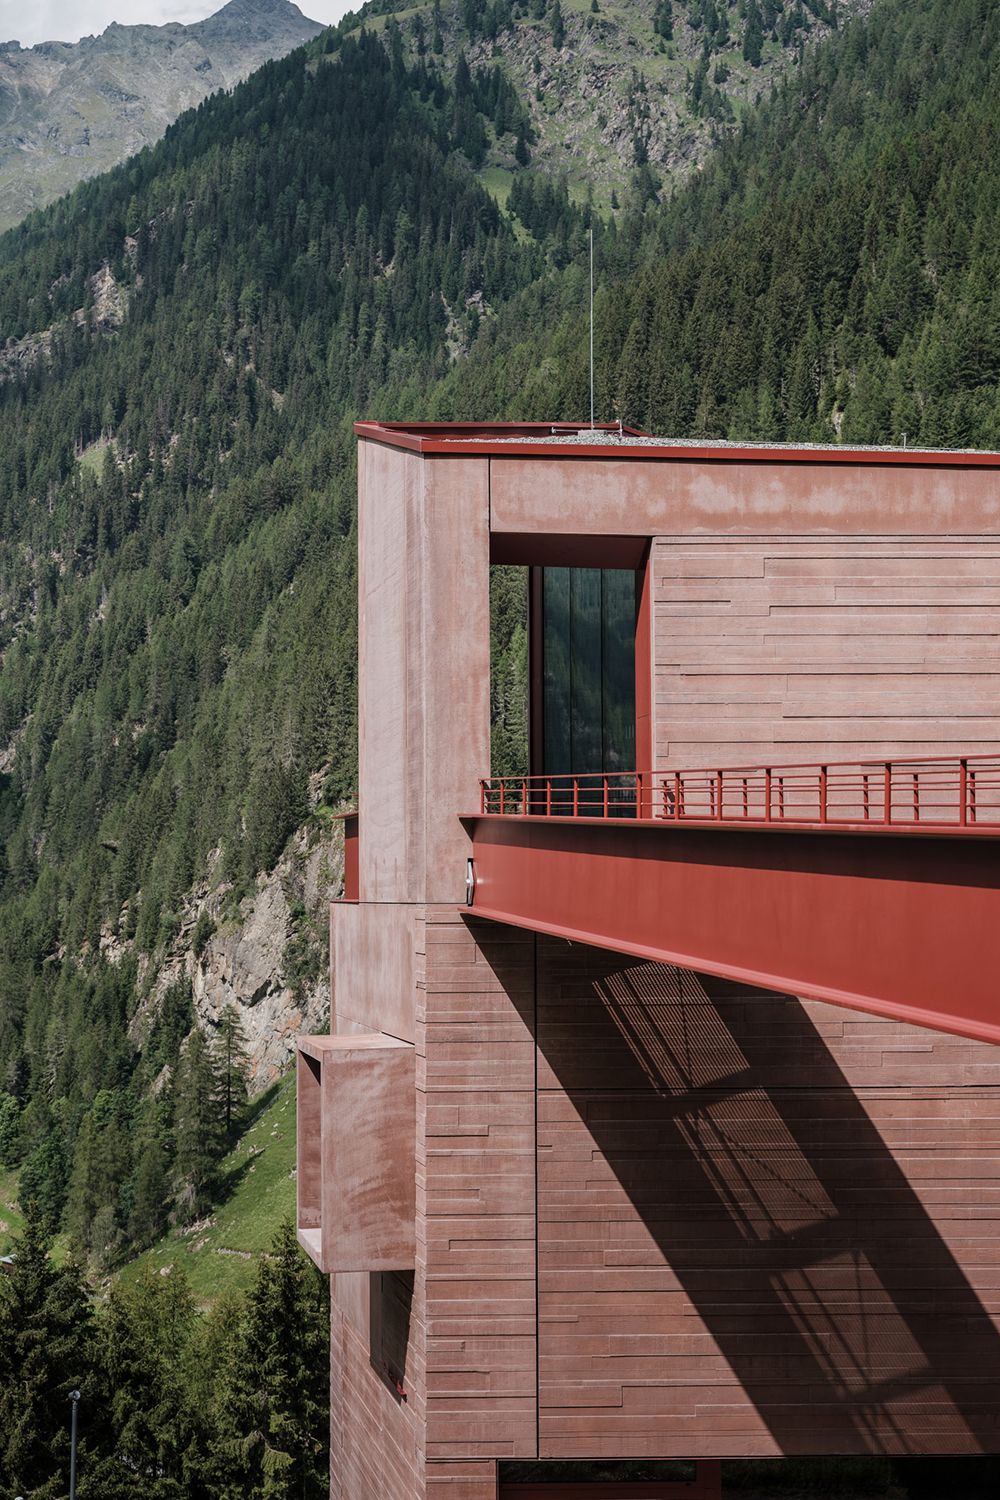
left=119, top=1073, right=297, bottom=1305
left=0, top=1165, right=25, bottom=1255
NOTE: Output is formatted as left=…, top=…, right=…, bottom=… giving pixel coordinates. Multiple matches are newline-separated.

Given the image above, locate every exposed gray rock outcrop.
left=125, top=815, right=343, bottom=1093
left=0, top=0, right=323, bottom=232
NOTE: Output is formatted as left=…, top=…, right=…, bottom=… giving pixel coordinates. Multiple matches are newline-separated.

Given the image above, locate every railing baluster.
left=480, top=755, right=996, bottom=830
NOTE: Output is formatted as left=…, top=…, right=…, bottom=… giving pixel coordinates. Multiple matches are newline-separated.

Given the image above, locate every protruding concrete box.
left=296, top=1033, right=415, bottom=1273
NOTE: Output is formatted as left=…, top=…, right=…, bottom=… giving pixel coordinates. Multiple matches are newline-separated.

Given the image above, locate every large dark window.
left=540, top=567, right=636, bottom=776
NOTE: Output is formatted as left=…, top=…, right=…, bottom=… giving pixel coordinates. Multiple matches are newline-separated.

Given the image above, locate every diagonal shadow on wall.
left=532, top=937, right=1000, bottom=1457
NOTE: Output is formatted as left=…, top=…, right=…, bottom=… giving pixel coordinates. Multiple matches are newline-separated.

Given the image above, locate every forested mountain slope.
left=433, top=0, right=1000, bottom=449
left=0, top=22, right=547, bottom=1268
left=353, top=0, right=872, bottom=205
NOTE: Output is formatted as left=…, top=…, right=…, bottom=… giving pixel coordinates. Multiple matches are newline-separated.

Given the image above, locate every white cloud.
left=0, top=0, right=355, bottom=48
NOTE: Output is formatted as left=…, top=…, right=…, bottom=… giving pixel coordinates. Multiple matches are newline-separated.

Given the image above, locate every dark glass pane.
left=542, top=567, right=571, bottom=774
left=570, top=568, right=602, bottom=773
left=540, top=567, right=637, bottom=809
left=602, top=569, right=636, bottom=776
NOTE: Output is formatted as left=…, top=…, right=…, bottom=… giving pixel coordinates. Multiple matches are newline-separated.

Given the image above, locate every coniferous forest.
left=0, top=0, right=999, bottom=1491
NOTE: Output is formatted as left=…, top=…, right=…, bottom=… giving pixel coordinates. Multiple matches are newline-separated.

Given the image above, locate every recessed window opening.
left=540, top=566, right=637, bottom=779
left=488, top=562, right=639, bottom=815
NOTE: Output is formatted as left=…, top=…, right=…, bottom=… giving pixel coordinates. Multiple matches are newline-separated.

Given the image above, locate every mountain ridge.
left=0, top=0, right=323, bottom=232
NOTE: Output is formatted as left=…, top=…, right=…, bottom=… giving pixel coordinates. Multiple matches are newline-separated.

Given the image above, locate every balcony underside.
left=465, top=815, right=1000, bottom=1046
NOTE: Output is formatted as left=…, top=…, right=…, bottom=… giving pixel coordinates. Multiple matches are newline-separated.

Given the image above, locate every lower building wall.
left=329, top=1270, right=426, bottom=1500
left=534, top=939, right=1000, bottom=1458
left=327, top=910, right=1000, bottom=1492
left=420, top=911, right=538, bottom=1462
left=328, top=906, right=537, bottom=1498
left=426, top=1460, right=498, bottom=1498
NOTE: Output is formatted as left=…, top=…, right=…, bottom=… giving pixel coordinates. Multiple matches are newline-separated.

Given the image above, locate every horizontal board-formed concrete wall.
left=329, top=1266, right=426, bottom=1498
left=534, top=938, right=1000, bottom=1459
left=421, top=911, right=538, bottom=1465
left=651, top=535, right=1000, bottom=769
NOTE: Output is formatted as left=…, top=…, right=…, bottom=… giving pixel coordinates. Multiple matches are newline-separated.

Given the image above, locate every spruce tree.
left=90, top=1269, right=204, bottom=1499
left=129, top=1099, right=172, bottom=1250
left=551, top=0, right=565, bottom=49
left=0, top=1201, right=95, bottom=1497
left=18, top=1115, right=69, bottom=1235
left=0, top=1091, right=19, bottom=1165
left=64, top=1089, right=130, bottom=1264
left=743, top=0, right=764, bottom=64
left=215, top=1004, right=250, bottom=1142
left=244, top=758, right=307, bottom=878
left=172, top=1026, right=226, bottom=1224
left=209, top=1221, right=329, bottom=1500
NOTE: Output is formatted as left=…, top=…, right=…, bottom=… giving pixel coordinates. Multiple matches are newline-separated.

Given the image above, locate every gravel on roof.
left=451, top=430, right=1000, bottom=456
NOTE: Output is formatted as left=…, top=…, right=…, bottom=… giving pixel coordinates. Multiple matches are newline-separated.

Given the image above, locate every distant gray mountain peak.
left=0, top=0, right=323, bottom=233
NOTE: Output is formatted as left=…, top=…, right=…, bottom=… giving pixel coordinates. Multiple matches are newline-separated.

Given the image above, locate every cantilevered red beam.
left=464, top=816, right=1000, bottom=1046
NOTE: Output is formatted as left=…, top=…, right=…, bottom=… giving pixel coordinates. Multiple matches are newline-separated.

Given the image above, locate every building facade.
left=298, top=423, right=1000, bottom=1499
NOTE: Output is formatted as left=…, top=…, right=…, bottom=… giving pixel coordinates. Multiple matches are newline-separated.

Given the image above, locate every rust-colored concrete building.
left=298, top=423, right=1000, bottom=1500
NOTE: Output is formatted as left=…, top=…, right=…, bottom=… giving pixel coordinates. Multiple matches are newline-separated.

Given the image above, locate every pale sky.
left=0, top=0, right=354, bottom=47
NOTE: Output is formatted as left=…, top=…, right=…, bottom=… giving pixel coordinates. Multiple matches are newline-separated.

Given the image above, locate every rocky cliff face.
left=0, top=0, right=323, bottom=232
left=123, top=814, right=342, bottom=1093
left=187, top=826, right=337, bottom=1087
left=384, top=0, right=875, bottom=203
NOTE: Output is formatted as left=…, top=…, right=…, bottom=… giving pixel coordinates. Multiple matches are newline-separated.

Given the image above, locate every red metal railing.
left=481, top=771, right=644, bottom=819
left=479, top=754, right=1000, bottom=833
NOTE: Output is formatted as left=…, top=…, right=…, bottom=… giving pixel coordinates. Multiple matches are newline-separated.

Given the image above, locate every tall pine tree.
left=0, top=1201, right=95, bottom=1498
left=209, top=1220, right=329, bottom=1500
left=172, top=1026, right=226, bottom=1224
left=90, top=1269, right=205, bottom=1499
left=215, top=1004, right=250, bottom=1143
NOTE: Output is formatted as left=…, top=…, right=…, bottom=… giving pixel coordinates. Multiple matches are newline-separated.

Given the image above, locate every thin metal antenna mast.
left=589, top=224, right=595, bottom=429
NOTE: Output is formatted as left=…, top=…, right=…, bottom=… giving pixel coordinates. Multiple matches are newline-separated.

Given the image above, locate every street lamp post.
left=68, top=1389, right=81, bottom=1500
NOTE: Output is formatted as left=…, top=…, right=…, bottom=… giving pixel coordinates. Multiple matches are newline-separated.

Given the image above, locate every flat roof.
left=355, top=420, right=1000, bottom=469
